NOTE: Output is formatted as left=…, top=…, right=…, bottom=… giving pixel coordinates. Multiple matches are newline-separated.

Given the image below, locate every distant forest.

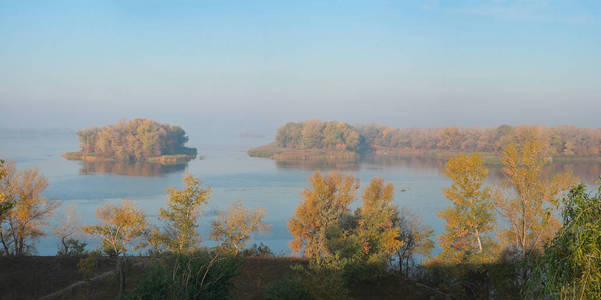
left=274, top=120, right=601, bottom=157
left=73, top=119, right=196, bottom=161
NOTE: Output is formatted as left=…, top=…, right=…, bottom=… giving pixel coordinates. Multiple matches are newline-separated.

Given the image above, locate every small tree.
left=53, top=204, right=87, bottom=256
left=495, top=138, right=575, bottom=257
left=211, top=200, right=269, bottom=254
left=288, top=171, right=359, bottom=258
left=83, top=200, right=148, bottom=296
left=396, top=208, right=434, bottom=277
left=0, top=161, right=58, bottom=256
left=355, top=178, right=402, bottom=264
left=527, top=183, right=601, bottom=299
left=158, top=173, right=210, bottom=254
left=438, top=153, right=496, bottom=263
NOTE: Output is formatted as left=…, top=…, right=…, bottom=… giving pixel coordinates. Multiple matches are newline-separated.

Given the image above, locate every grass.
left=0, top=256, right=438, bottom=300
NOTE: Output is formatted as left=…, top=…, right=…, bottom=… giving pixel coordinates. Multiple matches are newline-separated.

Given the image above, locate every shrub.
left=123, top=251, right=241, bottom=300
left=265, top=276, right=313, bottom=300
left=57, top=238, right=87, bottom=256
left=242, top=243, right=274, bottom=257
left=78, top=250, right=102, bottom=280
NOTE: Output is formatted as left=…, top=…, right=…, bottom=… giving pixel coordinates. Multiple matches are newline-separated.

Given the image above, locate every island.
left=62, top=119, right=197, bottom=164
left=249, top=120, right=601, bottom=163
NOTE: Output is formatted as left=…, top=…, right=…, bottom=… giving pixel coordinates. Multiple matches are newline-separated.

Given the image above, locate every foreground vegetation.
left=249, top=120, right=601, bottom=162
left=2, top=127, right=601, bottom=299
left=62, top=119, right=197, bottom=163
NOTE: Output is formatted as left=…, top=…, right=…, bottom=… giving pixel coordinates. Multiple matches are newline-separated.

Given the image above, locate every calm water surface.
left=1, top=130, right=600, bottom=256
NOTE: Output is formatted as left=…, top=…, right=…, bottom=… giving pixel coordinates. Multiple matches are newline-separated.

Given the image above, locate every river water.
left=1, top=129, right=600, bottom=256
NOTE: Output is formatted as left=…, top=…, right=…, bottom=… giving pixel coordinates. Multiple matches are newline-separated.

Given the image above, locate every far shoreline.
left=247, top=144, right=601, bottom=165
left=61, top=152, right=197, bottom=165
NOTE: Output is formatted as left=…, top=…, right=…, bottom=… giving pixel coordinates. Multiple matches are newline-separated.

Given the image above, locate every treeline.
left=277, top=133, right=600, bottom=298
left=274, top=120, right=601, bottom=157
left=360, top=123, right=601, bottom=156
left=0, top=159, right=268, bottom=298
left=3, top=129, right=601, bottom=298
left=74, top=119, right=197, bottom=161
left=275, top=120, right=362, bottom=152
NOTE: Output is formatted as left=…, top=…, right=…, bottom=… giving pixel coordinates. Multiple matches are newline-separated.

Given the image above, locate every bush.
left=242, top=243, right=274, bottom=257
left=57, top=238, right=87, bottom=256
left=78, top=250, right=102, bottom=280
left=123, top=251, right=241, bottom=300
left=265, top=276, right=313, bottom=300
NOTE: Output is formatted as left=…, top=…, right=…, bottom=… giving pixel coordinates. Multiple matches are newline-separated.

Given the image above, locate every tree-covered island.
left=62, top=119, right=197, bottom=164
left=249, top=119, right=601, bottom=162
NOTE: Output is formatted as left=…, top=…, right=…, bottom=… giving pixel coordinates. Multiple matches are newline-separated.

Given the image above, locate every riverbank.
left=248, top=144, right=601, bottom=166
left=0, top=256, right=431, bottom=299
left=61, top=152, right=197, bottom=165
left=248, top=144, right=359, bottom=161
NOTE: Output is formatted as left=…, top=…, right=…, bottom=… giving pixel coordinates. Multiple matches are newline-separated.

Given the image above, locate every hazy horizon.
left=2, top=1, right=600, bottom=134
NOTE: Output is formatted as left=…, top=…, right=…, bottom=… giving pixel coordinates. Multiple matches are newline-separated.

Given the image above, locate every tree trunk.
left=117, top=256, right=126, bottom=296
left=475, top=228, right=483, bottom=253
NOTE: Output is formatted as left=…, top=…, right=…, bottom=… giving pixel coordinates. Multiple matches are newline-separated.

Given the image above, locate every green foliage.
left=57, top=238, right=87, bottom=256
left=527, top=183, right=601, bottom=299
left=396, top=208, right=435, bottom=276
left=241, top=242, right=274, bottom=257
left=289, top=261, right=352, bottom=300
left=78, top=250, right=102, bottom=280
left=157, top=174, right=210, bottom=254
left=123, top=251, right=241, bottom=300
left=265, top=276, right=313, bottom=300
left=75, top=119, right=196, bottom=161
left=419, top=262, right=520, bottom=299
left=354, top=178, right=401, bottom=265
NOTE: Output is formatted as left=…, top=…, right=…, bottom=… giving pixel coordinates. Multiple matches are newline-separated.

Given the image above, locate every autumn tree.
left=83, top=200, right=148, bottom=296
left=0, top=161, right=58, bottom=256
left=211, top=200, right=269, bottom=254
left=495, top=137, right=575, bottom=258
left=158, top=173, right=210, bottom=254
left=73, top=119, right=196, bottom=161
left=0, top=160, right=12, bottom=221
left=354, top=178, right=402, bottom=264
left=288, top=172, right=359, bottom=259
left=396, top=208, right=435, bottom=277
left=437, top=153, right=496, bottom=263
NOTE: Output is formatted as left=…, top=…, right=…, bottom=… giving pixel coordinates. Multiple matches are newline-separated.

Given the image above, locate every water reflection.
left=275, top=155, right=601, bottom=184
left=276, top=160, right=360, bottom=171
left=487, top=162, right=601, bottom=184
left=80, top=160, right=187, bottom=177
left=362, top=155, right=446, bottom=170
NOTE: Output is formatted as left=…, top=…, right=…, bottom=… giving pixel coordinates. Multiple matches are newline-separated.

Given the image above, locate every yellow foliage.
left=83, top=200, right=148, bottom=256
left=437, top=153, right=496, bottom=263
left=211, top=200, right=269, bottom=254
left=288, top=171, right=359, bottom=258
left=496, top=137, right=577, bottom=256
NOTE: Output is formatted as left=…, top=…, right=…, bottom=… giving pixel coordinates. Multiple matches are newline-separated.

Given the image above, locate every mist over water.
left=1, top=127, right=599, bottom=256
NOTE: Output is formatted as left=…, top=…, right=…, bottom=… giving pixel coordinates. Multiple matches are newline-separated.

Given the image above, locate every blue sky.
left=1, top=0, right=600, bottom=133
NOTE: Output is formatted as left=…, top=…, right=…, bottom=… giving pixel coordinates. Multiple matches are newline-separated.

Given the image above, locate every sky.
left=1, top=0, right=600, bottom=136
